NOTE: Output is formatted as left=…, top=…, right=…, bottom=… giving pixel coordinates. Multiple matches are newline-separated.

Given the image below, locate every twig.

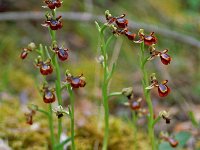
left=0, top=11, right=200, bottom=48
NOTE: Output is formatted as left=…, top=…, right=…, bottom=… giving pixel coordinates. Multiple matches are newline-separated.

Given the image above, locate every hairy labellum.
left=158, top=83, right=170, bottom=97
left=130, top=101, right=141, bottom=110
left=160, top=53, right=171, bottom=65
left=125, top=31, right=136, bottom=40
left=40, top=63, right=53, bottom=75
left=43, top=89, right=55, bottom=103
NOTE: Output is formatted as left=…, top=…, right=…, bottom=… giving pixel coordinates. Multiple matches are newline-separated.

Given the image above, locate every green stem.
left=100, top=25, right=110, bottom=150
left=39, top=44, right=56, bottom=149
left=102, top=81, right=109, bottom=150
left=66, top=84, right=75, bottom=150
left=54, top=137, right=71, bottom=149
left=139, top=42, right=156, bottom=150
left=48, top=8, right=62, bottom=147
left=52, top=43, right=63, bottom=146
left=108, top=92, right=122, bottom=98
left=152, top=116, right=161, bottom=127
left=96, top=22, right=117, bottom=150
left=132, top=112, right=138, bottom=150
left=48, top=104, right=55, bottom=150
left=37, top=108, right=49, bottom=116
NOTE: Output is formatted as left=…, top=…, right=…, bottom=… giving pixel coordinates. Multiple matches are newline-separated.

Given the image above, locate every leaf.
left=175, top=131, right=191, bottom=148
left=95, top=21, right=101, bottom=32
left=54, top=137, right=71, bottom=149
left=188, top=111, right=199, bottom=128
left=107, top=63, right=116, bottom=81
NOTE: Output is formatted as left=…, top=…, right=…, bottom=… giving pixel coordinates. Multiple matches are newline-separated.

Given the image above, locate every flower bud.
left=159, top=110, right=171, bottom=124
left=27, top=42, right=36, bottom=50
left=122, top=87, right=133, bottom=99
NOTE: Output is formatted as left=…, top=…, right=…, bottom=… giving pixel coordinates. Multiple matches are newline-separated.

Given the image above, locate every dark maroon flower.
left=42, top=15, right=62, bottom=30
left=65, top=73, right=86, bottom=88
left=43, top=0, right=62, bottom=9
left=105, top=12, right=128, bottom=29
left=41, top=85, right=56, bottom=103
left=36, top=58, right=53, bottom=75
left=129, top=98, right=142, bottom=111
left=146, top=74, right=170, bottom=97
left=115, top=16, right=128, bottom=28
left=143, top=32, right=157, bottom=46
left=53, top=46, right=69, bottom=61
left=148, top=47, right=171, bottom=65
left=135, top=31, right=157, bottom=46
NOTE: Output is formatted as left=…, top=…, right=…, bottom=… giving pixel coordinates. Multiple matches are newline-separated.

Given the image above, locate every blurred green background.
left=0, top=0, right=200, bottom=149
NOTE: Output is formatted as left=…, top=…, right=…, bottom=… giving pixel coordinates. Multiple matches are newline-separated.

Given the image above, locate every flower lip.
left=57, top=48, right=68, bottom=61
left=129, top=98, right=142, bottom=111
left=125, top=31, right=136, bottom=41
left=160, top=53, right=171, bottom=65
left=158, top=80, right=170, bottom=97
left=41, top=85, right=56, bottom=103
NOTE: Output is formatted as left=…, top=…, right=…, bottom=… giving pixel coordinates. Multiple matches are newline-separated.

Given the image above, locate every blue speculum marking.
left=159, top=84, right=167, bottom=92
left=161, top=53, right=169, bottom=60
left=72, top=78, right=80, bottom=84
